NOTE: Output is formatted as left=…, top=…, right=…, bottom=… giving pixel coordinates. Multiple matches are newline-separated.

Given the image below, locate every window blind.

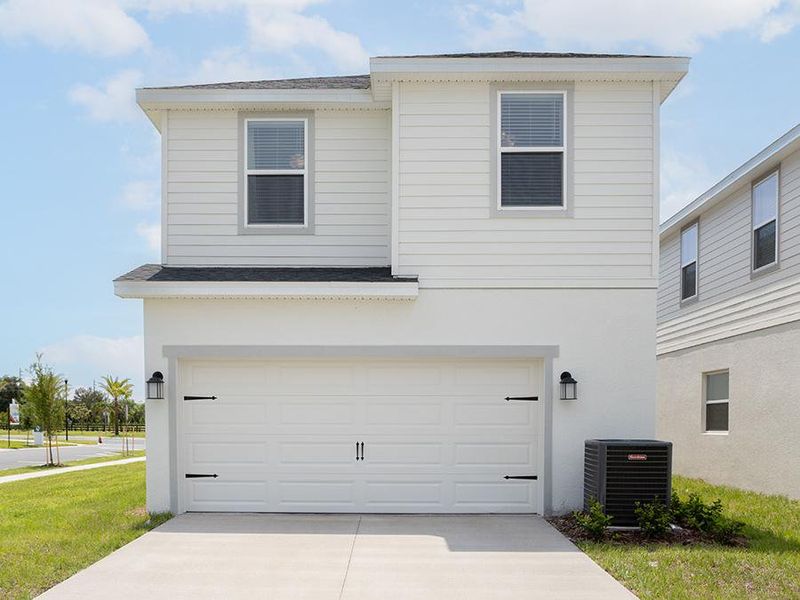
left=501, top=93, right=563, bottom=148
left=501, top=153, right=563, bottom=206
left=247, top=121, right=305, bottom=170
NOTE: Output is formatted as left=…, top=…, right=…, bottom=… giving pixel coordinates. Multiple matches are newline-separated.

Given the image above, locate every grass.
left=0, top=450, right=145, bottom=477
left=0, top=461, right=170, bottom=600
left=2, top=439, right=95, bottom=449
left=579, top=476, right=800, bottom=599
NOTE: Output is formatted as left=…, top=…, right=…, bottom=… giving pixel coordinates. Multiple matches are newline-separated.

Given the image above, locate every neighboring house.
left=115, top=51, right=688, bottom=516
left=657, top=124, right=800, bottom=500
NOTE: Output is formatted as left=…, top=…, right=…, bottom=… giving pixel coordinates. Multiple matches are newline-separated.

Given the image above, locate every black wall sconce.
left=560, top=371, right=577, bottom=400
left=146, top=371, right=165, bottom=400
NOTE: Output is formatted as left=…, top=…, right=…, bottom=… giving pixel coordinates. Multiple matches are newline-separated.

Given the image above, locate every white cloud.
left=248, top=7, right=368, bottom=71
left=0, top=0, right=149, bottom=56
left=69, top=69, right=144, bottom=122
left=136, top=221, right=161, bottom=252
left=459, top=0, right=800, bottom=53
left=188, top=47, right=277, bottom=83
left=119, top=180, right=160, bottom=210
left=660, top=149, right=714, bottom=221
left=39, top=335, right=145, bottom=397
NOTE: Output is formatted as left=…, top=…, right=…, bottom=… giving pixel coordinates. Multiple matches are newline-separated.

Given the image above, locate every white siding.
left=657, top=148, right=800, bottom=353
left=395, top=81, right=657, bottom=288
left=165, top=109, right=390, bottom=266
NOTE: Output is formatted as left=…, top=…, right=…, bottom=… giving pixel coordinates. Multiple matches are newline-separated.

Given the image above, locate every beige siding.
left=395, top=81, right=657, bottom=287
left=165, top=109, right=390, bottom=266
left=657, top=148, right=800, bottom=353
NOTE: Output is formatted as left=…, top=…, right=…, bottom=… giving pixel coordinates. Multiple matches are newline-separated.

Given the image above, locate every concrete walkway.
left=0, top=456, right=145, bottom=485
left=38, top=514, right=636, bottom=600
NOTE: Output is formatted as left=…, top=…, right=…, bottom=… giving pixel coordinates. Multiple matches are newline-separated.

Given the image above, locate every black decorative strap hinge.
left=505, top=396, right=539, bottom=402
left=503, top=475, right=538, bottom=480
left=355, top=442, right=365, bottom=461
left=185, top=473, right=218, bottom=478
left=184, top=395, right=218, bottom=401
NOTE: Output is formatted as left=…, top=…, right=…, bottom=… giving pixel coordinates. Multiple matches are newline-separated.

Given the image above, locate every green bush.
left=574, top=498, right=613, bottom=541
left=634, top=497, right=672, bottom=539
left=671, top=491, right=744, bottom=544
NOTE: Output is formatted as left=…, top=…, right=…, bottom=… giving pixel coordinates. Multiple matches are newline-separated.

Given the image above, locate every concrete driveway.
left=39, top=514, right=636, bottom=600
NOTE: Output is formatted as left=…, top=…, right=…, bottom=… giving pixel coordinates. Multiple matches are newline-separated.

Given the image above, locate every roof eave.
left=660, top=122, right=800, bottom=240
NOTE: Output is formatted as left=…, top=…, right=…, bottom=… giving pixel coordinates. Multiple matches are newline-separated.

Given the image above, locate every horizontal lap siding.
left=657, top=148, right=800, bottom=351
left=166, top=110, right=390, bottom=266
left=396, top=82, right=655, bottom=287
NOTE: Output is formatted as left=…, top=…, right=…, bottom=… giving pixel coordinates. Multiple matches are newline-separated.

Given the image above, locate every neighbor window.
left=704, top=371, right=729, bottom=432
left=499, top=92, right=565, bottom=208
left=245, top=119, right=307, bottom=226
left=752, top=171, right=779, bottom=271
left=680, top=223, right=698, bottom=301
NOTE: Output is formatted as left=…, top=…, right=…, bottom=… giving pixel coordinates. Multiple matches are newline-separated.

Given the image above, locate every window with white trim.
left=245, top=119, right=307, bottom=226
left=680, top=223, right=698, bottom=301
left=752, top=171, right=778, bottom=271
left=704, top=370, right=729, bottom=432
left=499, top=92, right=565, bottom=208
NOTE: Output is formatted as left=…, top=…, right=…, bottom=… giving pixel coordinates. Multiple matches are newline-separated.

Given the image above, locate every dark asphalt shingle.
left=115, top=264, right=417, bottom=284
left=145, top=74, right=371, bottom=91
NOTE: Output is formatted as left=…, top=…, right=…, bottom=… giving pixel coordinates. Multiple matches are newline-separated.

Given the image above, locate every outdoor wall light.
left=146, top=371, right=165, bottom=400
left=559, top=371, right=577, bottom=400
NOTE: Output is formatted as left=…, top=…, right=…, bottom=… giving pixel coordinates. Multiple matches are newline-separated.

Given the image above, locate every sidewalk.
left=0, top=456, right=145, bottom=485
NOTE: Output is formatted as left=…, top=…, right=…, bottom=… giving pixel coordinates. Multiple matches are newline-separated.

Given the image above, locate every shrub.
left=574, top=498, right=613, bottom=541
left=671, top=491, right=745, bottom=543
left=634, top=497, right=672, bottom=539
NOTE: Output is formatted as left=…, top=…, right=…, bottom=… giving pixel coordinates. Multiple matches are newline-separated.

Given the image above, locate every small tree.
left=23, top=358, right=65, bottom=466
left=99, top=376, right=133, bottom=437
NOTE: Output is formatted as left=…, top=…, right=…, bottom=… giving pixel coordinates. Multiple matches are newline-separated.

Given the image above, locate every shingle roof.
left=144, top=74, right=370, bottom=91
left=142, top=51, right=684, bottom=91
left=374, top=51, right=681, bottom=59
left=115, top=264, right=416, bottom=283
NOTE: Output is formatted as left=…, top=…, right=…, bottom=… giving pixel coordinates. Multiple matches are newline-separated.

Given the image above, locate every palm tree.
left=99, top=376, right=133, bottom=436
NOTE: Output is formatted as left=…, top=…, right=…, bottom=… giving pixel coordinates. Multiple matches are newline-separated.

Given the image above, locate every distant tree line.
left=0, top=365, right=145, bottom=432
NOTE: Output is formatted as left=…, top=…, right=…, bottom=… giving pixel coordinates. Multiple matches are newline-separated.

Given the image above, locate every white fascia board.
left=114, top=280, right=419, bottom=300
left=370, top=56, right=689, bottom=75
left=660, top=122, right=800, bottom=240
left=136, top=87, right=380, bottom=109
left=369, top=56, right=689, bottom=102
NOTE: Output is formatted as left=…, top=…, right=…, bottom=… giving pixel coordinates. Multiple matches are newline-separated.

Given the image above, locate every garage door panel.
left=189, top=480, right=268, bottom=507
left=363, top=441, right=443, bottom=466
left=279, top=440, right=359, bottom=467
left=365, top=402, right=442, bottom=426
left=186, top=403, right=268, bottom=427
left=453, top=442, right=535, bottom=468
left=364, top=480, right=444, bottom=508
left=453, top=480, right=535, bottom=510
left=277, top=480, right=357, bottom=508
left=279, top=402, right=356, bottom=426
left=454, top=402, right=534, bottom=427
left=190, top=441, right=268, bottom=466
left=454, top=365, right=533, bottom=387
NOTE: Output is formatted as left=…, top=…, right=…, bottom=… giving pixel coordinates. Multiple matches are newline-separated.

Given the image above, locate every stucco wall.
left=657, top=321, right=800, bottom=499
left=143, top=288, right=656, bottom=515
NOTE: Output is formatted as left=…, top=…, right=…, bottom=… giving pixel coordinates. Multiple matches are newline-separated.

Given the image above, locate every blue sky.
left=2, top=0, right=800, bottom=398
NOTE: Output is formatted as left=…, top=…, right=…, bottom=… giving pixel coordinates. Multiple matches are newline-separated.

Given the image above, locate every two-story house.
left=115, top=51, right=688, bottom=516
left=657, top=123, right=800, bottom=499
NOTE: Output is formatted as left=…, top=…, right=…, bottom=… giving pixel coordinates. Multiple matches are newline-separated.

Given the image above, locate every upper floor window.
left=680, top=222, right=698, bottom=301
left=499, top=92, right=565, bottom=209
left=704, top=370, right=729, bottom=433
left=752, top=171, right=778, bottom=272
left=245, top=119, right=307, bottom=227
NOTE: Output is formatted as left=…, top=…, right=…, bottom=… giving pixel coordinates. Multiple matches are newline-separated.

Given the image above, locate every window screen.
left=752, top=172, right=778, bottom=271
left=680, top=223, right=698, bottom=301
left=499, top=93, right=565, bottom=208
left=705, top=371, right=729, bottom=432
left=246, top=120, right=306, bottom=226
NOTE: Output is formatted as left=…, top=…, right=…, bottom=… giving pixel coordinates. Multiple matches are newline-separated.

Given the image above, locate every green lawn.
left=0, top=450, right=146, bottom=477
left=579, top=476, right=800, bottom=599
left=0, top=461, right=169, bottom=600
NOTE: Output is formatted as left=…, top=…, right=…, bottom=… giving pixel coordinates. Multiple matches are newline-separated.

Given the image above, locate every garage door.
left=178, top=358, right=542, bottom=513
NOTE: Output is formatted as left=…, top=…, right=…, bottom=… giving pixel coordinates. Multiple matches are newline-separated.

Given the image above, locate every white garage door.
left=178, top=358, right=542, bottom=513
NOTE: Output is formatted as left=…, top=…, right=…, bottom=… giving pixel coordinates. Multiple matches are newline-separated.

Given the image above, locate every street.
left=0, top=436, right=146, bottom=470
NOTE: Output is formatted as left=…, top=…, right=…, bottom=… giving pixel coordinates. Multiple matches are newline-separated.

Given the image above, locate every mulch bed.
left=547, top=514, right=748, bottom=547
